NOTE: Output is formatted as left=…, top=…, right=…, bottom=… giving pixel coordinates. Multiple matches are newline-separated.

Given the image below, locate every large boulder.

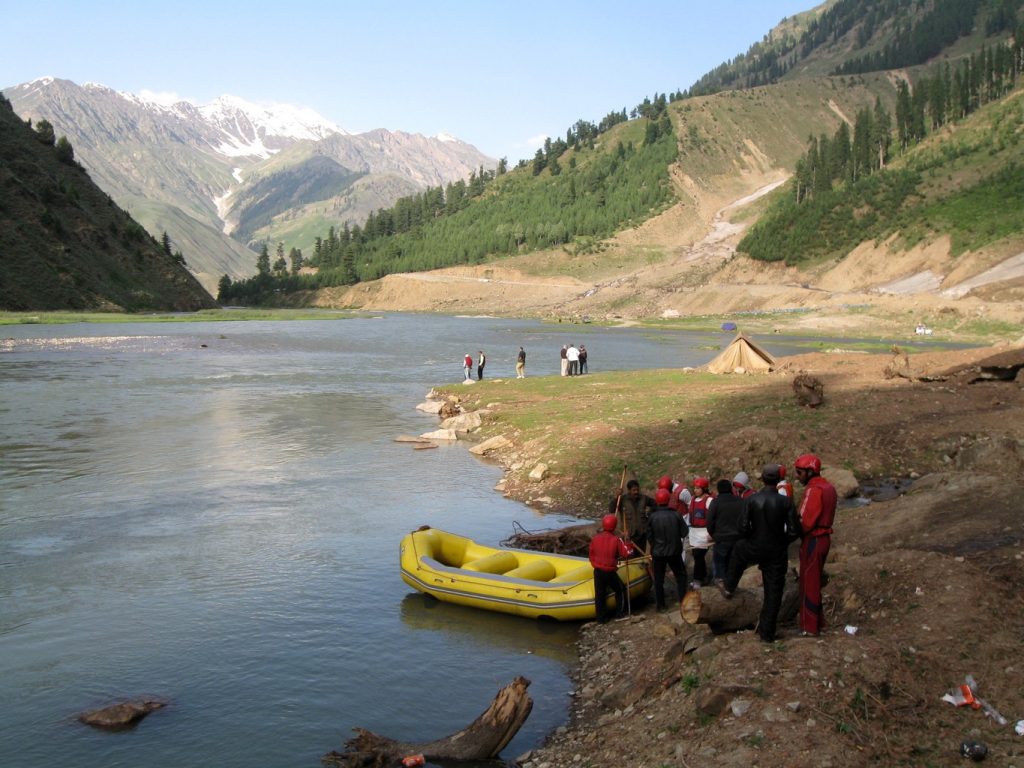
left=438, top=400, right=461, bottom=419
left=78, top=699, right=167, bottom=730
left=420, top=429, right=457, bottom=441
left=415, top=400, right=444, bottom=414
left=821, top=466, right=860, bottom=499
left=528, top=463, right=550, bottom=481
left=440, top=411, right=483, bottom=433
left=469, top=435, right=513, bottom=455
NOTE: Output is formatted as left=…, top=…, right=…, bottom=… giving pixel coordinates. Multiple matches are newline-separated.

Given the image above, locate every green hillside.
left=221, top=114, right=679, bottom=302
left=739, top=48, right=1024, bottom=264
left=223, top=0, right=1024, bottom=308
left=0, top=95, right=216, bottom=312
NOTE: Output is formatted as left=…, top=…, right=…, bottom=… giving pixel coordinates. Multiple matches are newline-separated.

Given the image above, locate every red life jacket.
left=689, top=495, right=711, bottom=527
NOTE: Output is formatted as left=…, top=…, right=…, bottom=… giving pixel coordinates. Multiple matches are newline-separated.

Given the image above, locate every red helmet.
left=601, top=514, right=618, bottom=531
left=657, top=475, right=673, bottom=490
left=778, top=465, right=787, bottom=479
left=655, top=488, right=672, bottom=506
left=794, top=454, right=822, bottom=473
left=693, top=477, right=710, bottom=490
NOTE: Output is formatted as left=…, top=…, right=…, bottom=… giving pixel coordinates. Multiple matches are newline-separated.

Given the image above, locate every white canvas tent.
left=706, top=333, right=776, bottom=374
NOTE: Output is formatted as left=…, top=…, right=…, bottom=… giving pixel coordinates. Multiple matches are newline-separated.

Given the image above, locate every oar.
left=613, top=464, right=633, bottom=617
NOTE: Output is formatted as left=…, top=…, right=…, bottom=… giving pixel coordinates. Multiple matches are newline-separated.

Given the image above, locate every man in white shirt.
left=566, top=344, right=580, bottom=376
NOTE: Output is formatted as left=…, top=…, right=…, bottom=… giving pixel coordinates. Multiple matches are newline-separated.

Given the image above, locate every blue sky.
left=2, top=0, right=818, bottom=162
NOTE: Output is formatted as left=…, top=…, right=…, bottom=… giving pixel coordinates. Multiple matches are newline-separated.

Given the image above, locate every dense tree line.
left=687, top=0, right=1020, bottom=97
left=796, top=29, right=1023, bottom=205
left=739, top=30, right=1024, bottom=265
left=794, top=100, right=893, bottom=203
left=833, top=0, right=1002, bottom=76
left=219, top=120, right=678, bottom=304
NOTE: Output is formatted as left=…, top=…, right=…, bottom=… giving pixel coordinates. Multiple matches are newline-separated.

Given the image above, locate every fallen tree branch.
left=322, top=676, right=532, bottom=767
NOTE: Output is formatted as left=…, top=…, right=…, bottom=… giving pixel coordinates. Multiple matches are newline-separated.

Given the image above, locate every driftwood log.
left=502, top=523, right=596, bottom=557
left=680, top=580, right=799, bottom=633
left=322, top=676, right=532, bottom=767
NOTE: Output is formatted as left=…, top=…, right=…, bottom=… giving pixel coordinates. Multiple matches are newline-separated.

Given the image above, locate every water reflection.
left=399, top=593, right=578, bottom=665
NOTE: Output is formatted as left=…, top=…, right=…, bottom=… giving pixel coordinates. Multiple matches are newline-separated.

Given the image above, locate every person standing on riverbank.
left=686, top=477, right=713, bottom=588
left=560, top=345, right=568, bottom=376
left=516, top=346, right=526, bottom=378
left=647, top=488, right=688, bottom=611
left=707, top=478, right=745, bottom=581
left=589, top=514, right=634, bottom=623
left=794, top=453, right=837, bottom=636
left=463, top=353, right=473, bottom=381
left=477, top=350, right=486, bottom=380
left=566, top=343, right=580, bottom=376
left=719, top=464, right=798, bottom=643
left=579, top=345, right=588, bottom=374
left=777, top=465, right=794, bottom=499
left=610, top=479, right=655, bottom=556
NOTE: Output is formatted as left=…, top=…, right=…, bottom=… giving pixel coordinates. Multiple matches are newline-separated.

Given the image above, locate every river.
left=0, top=314, right=936, bottom=767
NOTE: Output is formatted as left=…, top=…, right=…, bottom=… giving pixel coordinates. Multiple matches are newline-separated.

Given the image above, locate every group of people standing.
left=559, top=344, right=587, bottom=376
left=463, top=351, right=487, bottom=381
left=589, top=455, right=837, bottom=640
left=459, top=344, right=590, bottom=380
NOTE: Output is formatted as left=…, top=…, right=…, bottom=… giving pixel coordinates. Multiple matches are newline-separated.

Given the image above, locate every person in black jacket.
left=719, top=464, right=800, bottom=642
left=707, top=478, right=745, bottom=581
left=646, top=488, right=689, bottom=611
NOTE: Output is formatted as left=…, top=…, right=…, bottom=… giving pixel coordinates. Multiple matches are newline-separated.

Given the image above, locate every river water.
left=0, top=314, right=939, bottom=767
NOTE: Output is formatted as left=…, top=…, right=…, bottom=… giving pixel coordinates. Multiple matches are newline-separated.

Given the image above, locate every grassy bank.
left=439, top=343, right=1010, bottom=516
left=443, top=367, right=860, bottom=515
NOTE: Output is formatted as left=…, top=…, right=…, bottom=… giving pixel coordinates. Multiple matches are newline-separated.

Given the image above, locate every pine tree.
left=256, top=243, right=271, bottom=276
left=34, top=119, right=55, bottom=146
left=55, top=135, right=75, bottom=164
left=217, top=275, right=232, bottom=301
left=873, top=98, right=891, bottom=170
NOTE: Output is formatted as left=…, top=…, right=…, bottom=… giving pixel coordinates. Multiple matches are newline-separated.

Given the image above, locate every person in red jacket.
left=776, top=465, right=795, bottom=500
left=794, top=453, right=837, bottom=636
left=589, top=514, right=635, bottom=623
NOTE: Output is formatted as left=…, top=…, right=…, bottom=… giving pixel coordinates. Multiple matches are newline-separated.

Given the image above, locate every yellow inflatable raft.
left=400, top=526, right=651, bottom=621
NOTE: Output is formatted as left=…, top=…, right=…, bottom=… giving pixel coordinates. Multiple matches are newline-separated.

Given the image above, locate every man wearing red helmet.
left=686, top=477, right=713, bottom=588
left=647, top=488, right=689, bottom=611
left=589, top=514, right=635, bottom=623
left=794, top=453, right=837, bottom=636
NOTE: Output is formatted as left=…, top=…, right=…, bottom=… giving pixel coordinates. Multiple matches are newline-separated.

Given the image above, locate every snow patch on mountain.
left=86, top=83, right=348, bottom=156
left=197, top=95, right=346, bottom=141
left=435, top=132, right=459, bottom=143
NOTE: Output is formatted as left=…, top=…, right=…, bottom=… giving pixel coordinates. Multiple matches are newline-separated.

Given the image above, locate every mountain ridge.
left=0, top=93, right=215, bottom=311
left=4, top=78, right=496, bottom=293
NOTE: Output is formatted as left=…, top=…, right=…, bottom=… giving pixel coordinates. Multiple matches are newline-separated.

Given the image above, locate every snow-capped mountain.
left=4, top=77, right=495, bottom=292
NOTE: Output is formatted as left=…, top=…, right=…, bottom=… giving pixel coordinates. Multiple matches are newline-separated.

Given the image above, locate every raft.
left=400, top=526, right=651, bottom=621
